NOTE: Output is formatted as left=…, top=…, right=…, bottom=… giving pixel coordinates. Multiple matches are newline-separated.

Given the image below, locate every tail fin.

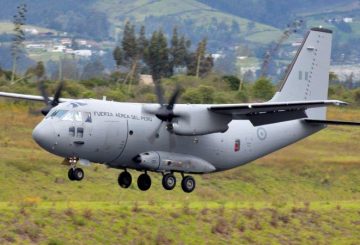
left=271, top=27, right=333, bottom=119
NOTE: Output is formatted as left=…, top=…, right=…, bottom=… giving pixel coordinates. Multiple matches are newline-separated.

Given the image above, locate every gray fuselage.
left=32, top=99, right=324, bottom=173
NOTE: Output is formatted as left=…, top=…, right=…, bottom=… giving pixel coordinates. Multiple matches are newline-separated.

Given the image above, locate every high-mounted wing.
left=209, top=100, right=346, bottom=126
left=0, top=91, right=72, bottom=103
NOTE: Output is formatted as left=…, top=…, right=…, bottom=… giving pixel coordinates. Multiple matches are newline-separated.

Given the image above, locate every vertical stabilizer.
left=271, top=27, right=333, bottom=119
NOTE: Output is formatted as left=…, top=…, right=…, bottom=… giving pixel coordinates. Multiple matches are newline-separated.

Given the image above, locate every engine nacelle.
left=135, top=151, right=216, bottom=173
left=172, top=106, right=232, bottom=136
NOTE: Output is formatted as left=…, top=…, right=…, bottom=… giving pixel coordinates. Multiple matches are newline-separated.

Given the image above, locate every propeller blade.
left=154, top=81, right=164, bottom=106
left=51, top=80, right=64, bottom=107
left=148, top=121, right=163, bottom=143
left=167, top=85, right=181, bottom=110
left=38, top=80, right=50, bottom=105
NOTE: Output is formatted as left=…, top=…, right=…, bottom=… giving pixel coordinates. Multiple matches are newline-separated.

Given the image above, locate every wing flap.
left=209, top=100, right=347, bottom=126
left=305, top=119, right=360, bottom=126
left=209, top=100, right=346, bottom=115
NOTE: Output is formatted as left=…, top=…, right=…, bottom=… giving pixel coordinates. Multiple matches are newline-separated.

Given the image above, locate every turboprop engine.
left=135, top=151, right=216, bottom=173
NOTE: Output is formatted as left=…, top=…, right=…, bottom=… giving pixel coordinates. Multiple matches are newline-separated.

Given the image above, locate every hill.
left=0, top=100, right=359, bottom=243
left=92, top=0, right=282, bottom=45
left=0, top=0, right=282, bottom=46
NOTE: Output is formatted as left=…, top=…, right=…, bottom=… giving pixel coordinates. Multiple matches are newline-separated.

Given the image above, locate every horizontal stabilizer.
left=305, top=119, right=360, bottom=126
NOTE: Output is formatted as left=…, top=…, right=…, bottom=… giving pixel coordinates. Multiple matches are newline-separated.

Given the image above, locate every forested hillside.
left=197, top=0, right=355, bottom=27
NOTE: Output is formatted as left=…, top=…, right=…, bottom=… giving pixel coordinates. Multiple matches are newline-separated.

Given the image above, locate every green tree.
left=145, top=30, right=169, bottom=81
left=121, top=21, right=139, bottom=86
left=252, top=77, right=275, bottom=101
left=137, top=25, right=148, bottom=60
left=329, top=71, right=339, bottom=83
left=81, top=59, right=105, bottom=80
left=121, top=21, right=137, bottom=63
left=11, top=3, right=27, bottom=83
left=34, top=61, right=45, bottom=79
left=113, top=46, right=123, bottom=70
left=187, top=38, right=213, bottom=77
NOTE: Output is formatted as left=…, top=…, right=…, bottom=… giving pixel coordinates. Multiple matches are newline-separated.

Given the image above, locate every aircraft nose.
left=32, top=122, right=56, bottom=151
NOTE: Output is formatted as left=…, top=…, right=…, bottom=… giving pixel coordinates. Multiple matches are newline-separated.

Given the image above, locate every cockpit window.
left=62, top=111, right=74, bottom=121
left=47, top=110, right=69, bottom=119
left=74, top=111, right=82, bottom=122
left=58, top=111, right=92, bottom=122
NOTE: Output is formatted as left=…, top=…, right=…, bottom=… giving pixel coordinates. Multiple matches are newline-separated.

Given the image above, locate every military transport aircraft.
left=0, top=27, right=359, bottom=193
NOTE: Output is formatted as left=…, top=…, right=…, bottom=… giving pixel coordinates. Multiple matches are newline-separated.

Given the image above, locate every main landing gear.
left=67, top=157, right=84, bottom=181
left=117, top=170, right=196, bottom=193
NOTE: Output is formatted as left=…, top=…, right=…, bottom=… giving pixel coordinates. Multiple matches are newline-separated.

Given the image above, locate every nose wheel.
left=68, top=168, right=84, bottom=181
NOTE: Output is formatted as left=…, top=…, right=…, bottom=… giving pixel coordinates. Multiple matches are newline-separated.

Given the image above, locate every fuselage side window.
left=82, top=112, right=92, bottom=123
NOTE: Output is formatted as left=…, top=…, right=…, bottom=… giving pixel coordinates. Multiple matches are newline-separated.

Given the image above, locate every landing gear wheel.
left=118, top=171, right=132, bottom=188
left=181, top=176, right=196, bottom=193
left=162, top=173, right=176, bottom=190
left=68, top=168, right=75, bottom=181
left=73, top=168, right=84, bottom=181
left=137, top=173, right=151, bottom=191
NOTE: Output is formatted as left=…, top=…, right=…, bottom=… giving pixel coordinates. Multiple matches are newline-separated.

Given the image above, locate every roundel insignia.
left=257, top=127, right=267, bottom=141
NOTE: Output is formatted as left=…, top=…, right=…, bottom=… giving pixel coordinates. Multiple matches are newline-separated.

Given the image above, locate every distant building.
left=26, top=43, right=46, bottom=49
left=60, top=38, right=72, bottom=46
left=74, top=49, right=92, bottom=57
left=24, top=28, right=39, bottom=35
left=139, top=74, right=154, bottom=86
left=51, top=45, right=66, bottom=52
left=343, top=17, right=353, bottom=23
left=211, top=53, right=224, bottom=61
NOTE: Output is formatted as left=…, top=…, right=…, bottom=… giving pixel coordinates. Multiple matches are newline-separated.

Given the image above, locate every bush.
left=252, top=77, right=275, bottom=101
left=182, top=85, right=215, bottom=104
left=223, top=75, right=241, bottom=90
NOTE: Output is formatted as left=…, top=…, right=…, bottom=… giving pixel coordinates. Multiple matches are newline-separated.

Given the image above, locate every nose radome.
left=32, top=122, right=55, bottom=151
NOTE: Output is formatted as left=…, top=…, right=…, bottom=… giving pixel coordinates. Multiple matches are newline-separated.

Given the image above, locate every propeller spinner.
left=143, top=82, right=182, bottom=142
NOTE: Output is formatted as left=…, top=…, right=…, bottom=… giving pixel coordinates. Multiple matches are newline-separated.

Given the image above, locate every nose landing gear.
left=68, top=168, right=84, bottom=181
left=67, top=157, right=84, bottom=181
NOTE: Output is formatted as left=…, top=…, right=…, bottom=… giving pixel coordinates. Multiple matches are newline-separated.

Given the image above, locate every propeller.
left=38, top=80, right=64, bottom=116
left=143, top=81, right=182, bottom=143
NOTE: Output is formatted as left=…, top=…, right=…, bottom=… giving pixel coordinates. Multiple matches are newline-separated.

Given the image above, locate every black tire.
left=162, top=173, right=176, bottom=190
left=118, top=171, right=132, bottom=188
left=68, top=168, right=75, bottom=181
left=73, top=168, right=84, bottom=181
left=137, top=173, right=151, bottom=191
left=181, top=176, right=196, bottom=193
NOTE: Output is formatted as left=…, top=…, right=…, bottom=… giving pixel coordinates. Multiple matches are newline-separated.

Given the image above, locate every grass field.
left=0, top=102, right=359, bottom=244
left=0, top=22, right=55, bottom=35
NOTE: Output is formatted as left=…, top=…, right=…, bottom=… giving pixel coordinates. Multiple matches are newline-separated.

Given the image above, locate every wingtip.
left=336, top=100, right=349, bottom=106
